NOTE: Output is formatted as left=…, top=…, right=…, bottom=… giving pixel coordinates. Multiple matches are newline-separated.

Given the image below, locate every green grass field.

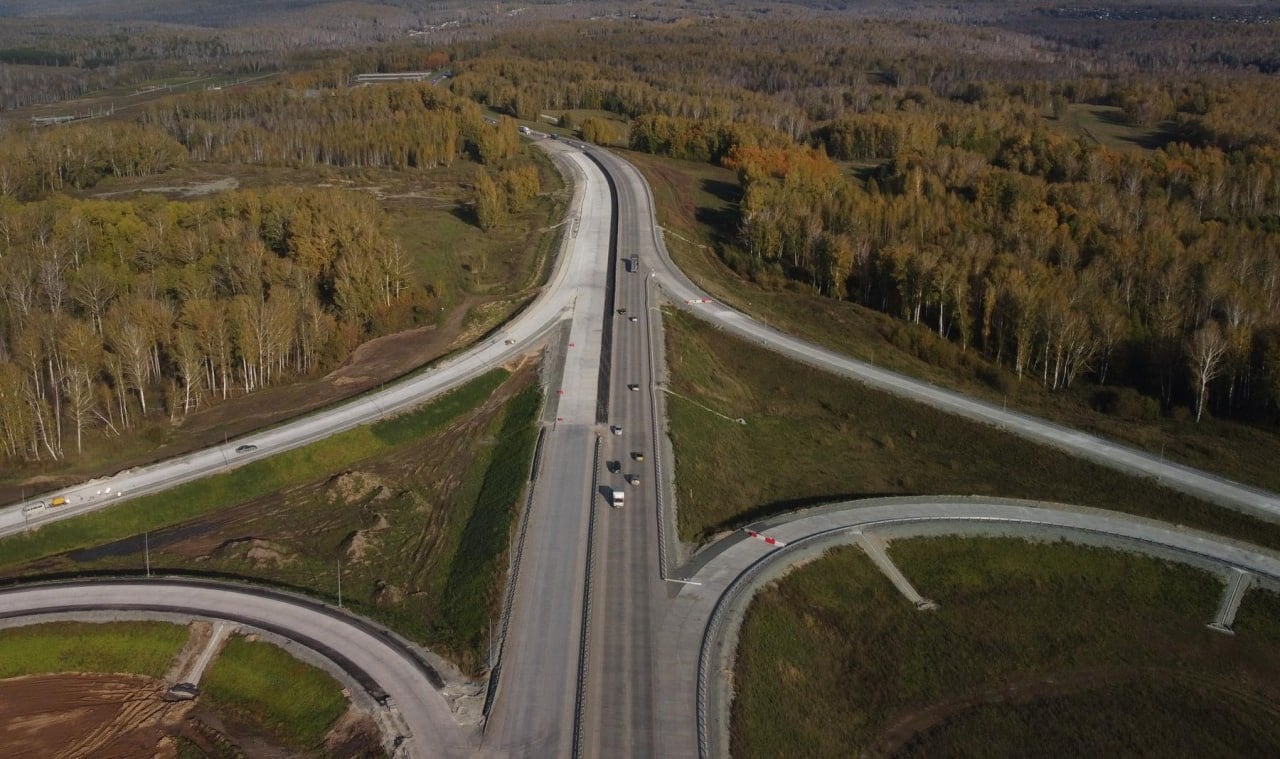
left=0, top=621, right=188, bottom=679
left=664, top=308, right=1280, bottom=549
left=732, top=538, right=1280, bottom=757
left=201, top=635, right=348, bottom=751
left=626, top=150, right=1280, bottom=497
left=0, top=369, right=509, bottom=572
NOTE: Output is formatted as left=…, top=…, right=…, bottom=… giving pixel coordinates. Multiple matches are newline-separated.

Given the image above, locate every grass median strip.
left=0, top=620, right=188, bottom=679
left=0, top=369, right=509, bottom=573
left=201, top=634, right=348, bottom=752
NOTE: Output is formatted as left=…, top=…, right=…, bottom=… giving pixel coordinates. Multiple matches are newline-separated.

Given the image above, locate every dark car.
left=235, top=444, right=258, bottom=454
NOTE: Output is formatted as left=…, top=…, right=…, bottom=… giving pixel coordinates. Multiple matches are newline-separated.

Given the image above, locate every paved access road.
left=7, top=135, right=1280, bottom=759
left=655, top=496, right=1280, bottom=759
left=0, top=579, right=472, bottom=758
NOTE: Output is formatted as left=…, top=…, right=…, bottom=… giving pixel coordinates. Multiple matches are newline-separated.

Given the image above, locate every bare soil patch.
left=0, top=673, right=194, bottom=758
left=0, top=671, right=382, bottom=758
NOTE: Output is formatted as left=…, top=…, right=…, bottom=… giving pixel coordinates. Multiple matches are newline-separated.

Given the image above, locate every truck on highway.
left=611, top=488, right=625, bottom=509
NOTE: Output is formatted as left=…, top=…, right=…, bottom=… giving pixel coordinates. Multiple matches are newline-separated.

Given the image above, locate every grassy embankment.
left=0, top=621, right=188, bottom=679
left=733, top=538, right=1280, bottom=757
left=625, top=149, right=1280, bottom=496
left=0, top=368, right=543, bottom=672
left=664, top=308, right=1280, bottom=550
left=201, top=635, right=349, bottom=752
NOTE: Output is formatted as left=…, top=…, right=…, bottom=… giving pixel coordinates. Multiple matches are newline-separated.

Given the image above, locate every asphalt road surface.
left=578, top=149, right=666, bottom=758
left=479, top=144, right=611, bottom=756
left=6, top=135, right=1280, bottom=759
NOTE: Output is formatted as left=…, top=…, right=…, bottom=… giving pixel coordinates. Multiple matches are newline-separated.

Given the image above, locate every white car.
left=611, top=425, right=623, bottom=436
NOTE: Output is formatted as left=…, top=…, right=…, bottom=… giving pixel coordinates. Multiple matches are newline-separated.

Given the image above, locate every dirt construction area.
left=0, top=673, right=200, bottom=758
left=0, top=672, right=382, bottom=759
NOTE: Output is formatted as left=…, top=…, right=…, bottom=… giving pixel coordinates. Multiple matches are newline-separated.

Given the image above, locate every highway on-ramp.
left=5, top=134, right=1280, bottom=759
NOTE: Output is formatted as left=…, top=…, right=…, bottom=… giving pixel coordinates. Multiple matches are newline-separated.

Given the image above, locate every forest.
left=0, top=78, right=539, bottom=464
left=419, top=7, right=1280, bottom=425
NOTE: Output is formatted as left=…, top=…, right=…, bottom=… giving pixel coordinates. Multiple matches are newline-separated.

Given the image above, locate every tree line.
left=422, top=12, right=1280, bottom=424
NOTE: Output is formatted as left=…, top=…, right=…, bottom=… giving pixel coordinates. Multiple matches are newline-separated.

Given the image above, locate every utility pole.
left=337, top=558, right=343, bottom=608
left=144, top=532, right=150, bottom=578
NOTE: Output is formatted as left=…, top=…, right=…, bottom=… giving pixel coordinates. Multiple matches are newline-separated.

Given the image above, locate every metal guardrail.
left=572, top=435, right=603, bottom=758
